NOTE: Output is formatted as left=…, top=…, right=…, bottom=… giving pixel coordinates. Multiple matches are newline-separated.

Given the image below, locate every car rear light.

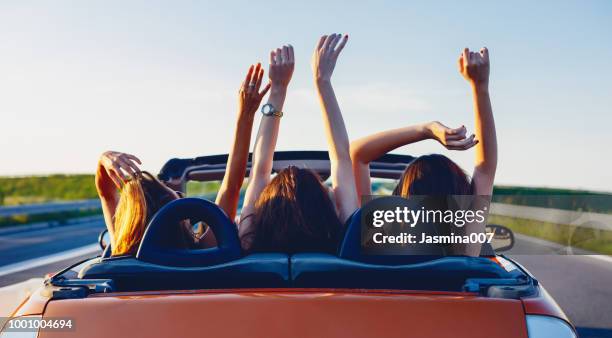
left=526, top=315, right=576, bottom=338
left=0, top=315, right=41, bottom=338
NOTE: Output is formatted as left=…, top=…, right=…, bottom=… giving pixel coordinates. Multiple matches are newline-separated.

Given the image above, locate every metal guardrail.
left=0, top=199, right=101, bottom=217
left=490, top=203, right=612, bottom=231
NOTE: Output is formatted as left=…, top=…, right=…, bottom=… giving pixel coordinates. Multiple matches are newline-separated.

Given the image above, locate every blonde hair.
left=112, top=180, right=148, bottom=255
left=111, top=172, right=180, bottom=256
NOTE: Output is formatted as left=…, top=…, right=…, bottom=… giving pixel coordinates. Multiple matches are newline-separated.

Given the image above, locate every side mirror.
left=98, top=229, right=110, bottom=250
left=485, top=224, right=515, bottom=252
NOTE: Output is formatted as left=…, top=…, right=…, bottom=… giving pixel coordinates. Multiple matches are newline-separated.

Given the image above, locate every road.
left=0, top=218, right=104, bottom=285
left=513, top=255, right=612, bottom=337
left=0, top=220, right=611, bottom=337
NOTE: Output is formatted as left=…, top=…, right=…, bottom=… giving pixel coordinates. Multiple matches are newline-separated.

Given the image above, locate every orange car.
left=1, top=152, right=577, bottom=338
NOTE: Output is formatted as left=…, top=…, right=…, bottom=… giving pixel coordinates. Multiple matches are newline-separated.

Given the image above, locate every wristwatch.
left=261, top=103, right=283, bottom=117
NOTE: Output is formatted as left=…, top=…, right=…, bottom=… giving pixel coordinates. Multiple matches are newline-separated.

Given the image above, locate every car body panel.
left=10, top=286, right=49, bottom=317
left=522, top=285, right=570, bottom=322
left=39, top=289, right=528, bottom=338
left=502, top=256, right=572, bottom=324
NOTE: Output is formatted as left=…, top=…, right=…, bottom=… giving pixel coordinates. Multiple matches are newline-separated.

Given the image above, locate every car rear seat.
left=80, top=198, right=508, bottom=292
left=290, top=207, right=512, bottom=291
left=80, top=198, right=290, bottom=291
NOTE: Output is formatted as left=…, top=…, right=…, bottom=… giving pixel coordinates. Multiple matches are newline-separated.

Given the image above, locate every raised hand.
left=458, top=47, right=490, bottom=89
left=97, top=151, right=142, bottom=189
left=428, top=121, right=478, bottom=151
left=239, top=44, right=295, bottom=238
left=238, top=63, right=271, bottom=118
left=268, top=45, right=295, bottom=90
left=311, top=33, right=358, bottom=221
left=312, top=33, right=348, bottom=83
left=215, top=63, right=270, bottom=221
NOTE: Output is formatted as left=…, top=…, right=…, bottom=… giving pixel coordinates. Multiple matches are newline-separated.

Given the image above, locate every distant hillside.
left=492, top=185, right=612, bottom=214
left=0, top=174, right=222, bottom=206
left=492, top=185, right=608, bottom=196
left=372, top=181, right=611, bottom=214
left=0, top=174, right=97, bottom=205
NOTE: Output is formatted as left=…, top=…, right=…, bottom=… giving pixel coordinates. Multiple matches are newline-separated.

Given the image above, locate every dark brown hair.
left=393, top=154, right=472, bottom=197
left=243, top=166, right=343, bottom=254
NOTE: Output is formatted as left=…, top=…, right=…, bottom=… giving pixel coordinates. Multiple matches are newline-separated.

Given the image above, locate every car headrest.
left=136, top=197, right=241, bottom=267
left=338, top=196, right=447, bottom=265
left=337, top=207, right=362, bottom=259
left=339, top=197, right=496, bottom=264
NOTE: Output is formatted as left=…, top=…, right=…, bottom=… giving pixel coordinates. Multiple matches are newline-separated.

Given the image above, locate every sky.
left=0, top=0, right=610, bottom=192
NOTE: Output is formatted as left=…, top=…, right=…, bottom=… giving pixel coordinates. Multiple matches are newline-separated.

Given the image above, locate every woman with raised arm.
left=96, top=64, right=269, bottom=256
left=239, top=35, right=359, bottom=253
left=350, top=47, right=496, bottom=256
left=217, top=63, right=271, bottom=222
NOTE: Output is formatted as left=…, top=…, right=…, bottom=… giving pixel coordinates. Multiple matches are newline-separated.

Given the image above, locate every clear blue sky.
left=0, top=0, right=610, bottom=192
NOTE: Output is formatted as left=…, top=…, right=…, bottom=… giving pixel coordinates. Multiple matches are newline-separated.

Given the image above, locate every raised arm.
left=350, top=122, right=477, bottom=199
left=215, top=63, right=270, bottom=221
left=239, top=45, right=294, bottom=236
left=311, top=34, right=359, bottom=222
left=459, top=47, right=497, bottom=196
left=95, top=151, right=142, bottom=247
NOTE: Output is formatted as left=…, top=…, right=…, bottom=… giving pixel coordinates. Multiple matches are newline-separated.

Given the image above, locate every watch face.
left=262, top=104, right=274, bottom=115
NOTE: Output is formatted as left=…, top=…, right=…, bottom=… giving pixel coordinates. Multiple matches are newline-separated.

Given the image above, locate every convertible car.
left=1, top=152, right=576, bottom=338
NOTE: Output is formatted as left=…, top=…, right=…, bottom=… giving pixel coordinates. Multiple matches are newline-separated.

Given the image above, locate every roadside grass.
left=0, top=174, right=97, bottom=206
left=488, top=214, right=612, bottom=255
left=0, top=209, right=102, bottom=228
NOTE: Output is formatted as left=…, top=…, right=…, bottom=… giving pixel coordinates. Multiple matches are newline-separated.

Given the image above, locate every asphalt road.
left=514, top=255, right=612, bottom=338
left=0, top=217, right=104, bottom=267
left=505, top=235, right=612, bottom=337
left=0, top=220, right=611, bottom=337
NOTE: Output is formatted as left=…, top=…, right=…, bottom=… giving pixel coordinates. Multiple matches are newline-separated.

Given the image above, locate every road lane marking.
left=590, top=255, right=612, bottom=264
left=0, top=243, right=99, bottom=277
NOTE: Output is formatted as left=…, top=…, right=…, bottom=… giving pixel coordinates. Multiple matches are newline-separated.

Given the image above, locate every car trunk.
left=39, top=289, right=527, bottom=338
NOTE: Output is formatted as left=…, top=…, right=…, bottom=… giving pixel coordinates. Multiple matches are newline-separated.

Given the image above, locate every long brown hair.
left=243, top=166, right=343, bottom=254
left=112, top=171, right=192, bottom=256
left=393, top=154, right=472, bottom=197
